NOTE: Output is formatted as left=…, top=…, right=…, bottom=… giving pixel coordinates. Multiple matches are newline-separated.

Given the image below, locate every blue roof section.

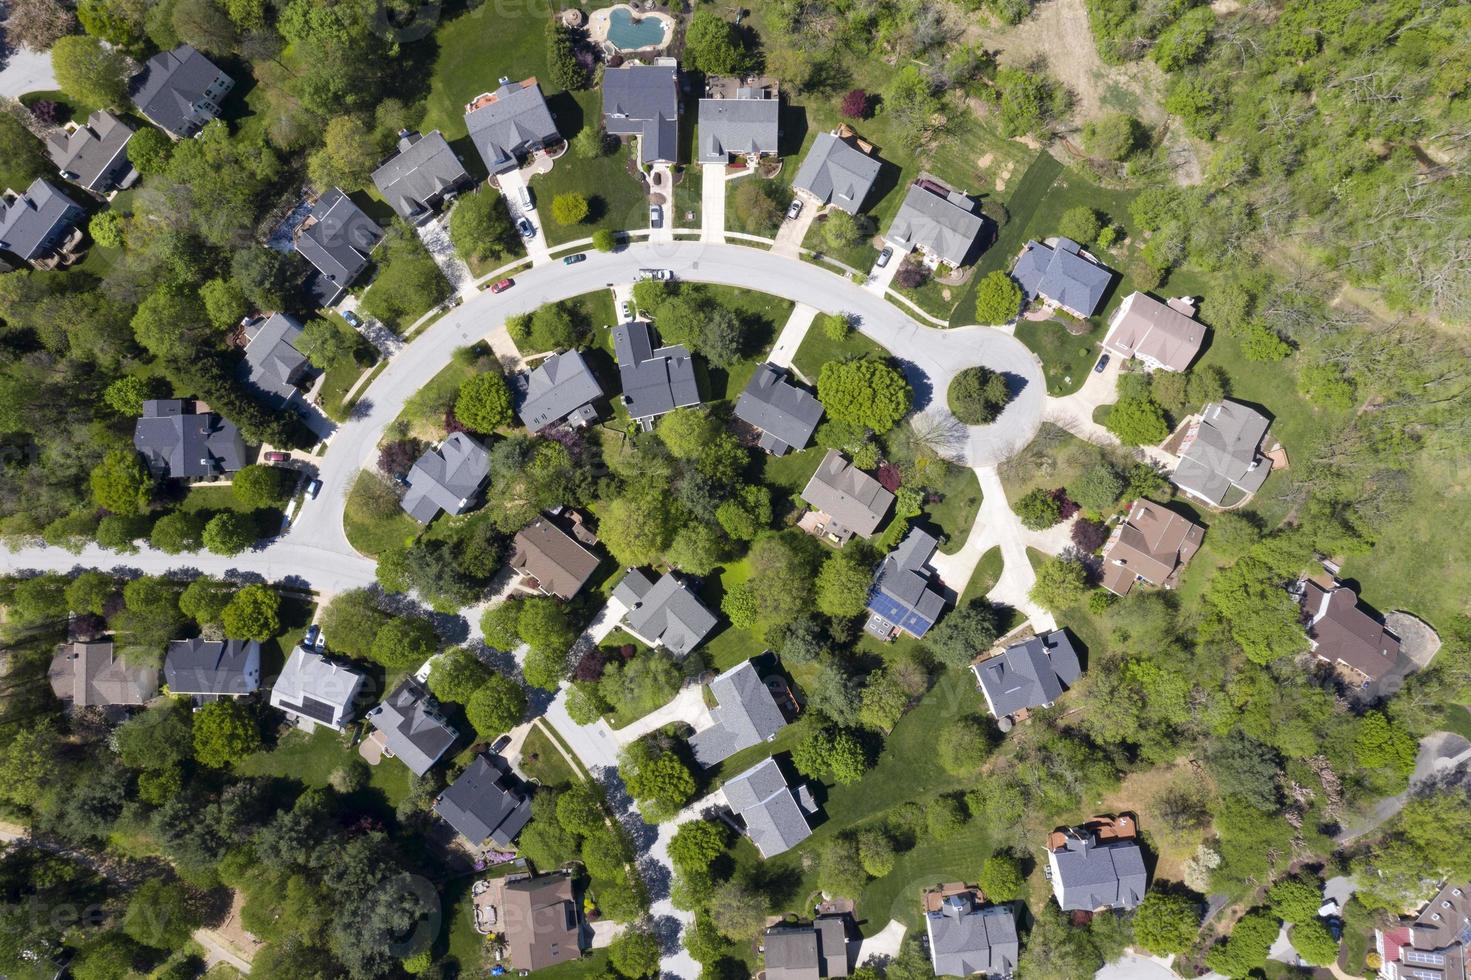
left=866, top=588, right=936, bottom=637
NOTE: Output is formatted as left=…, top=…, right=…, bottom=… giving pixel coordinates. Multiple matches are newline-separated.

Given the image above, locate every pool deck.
left=588, top=3, right=675, bottom=54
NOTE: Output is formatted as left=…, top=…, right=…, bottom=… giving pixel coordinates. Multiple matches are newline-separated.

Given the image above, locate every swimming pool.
left=607, top=7, right=667, bottom=49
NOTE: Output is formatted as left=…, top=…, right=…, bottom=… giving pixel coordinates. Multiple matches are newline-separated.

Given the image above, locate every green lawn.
left=958, top=547, right=1005, bottom=606
left=344, top=470, right=421, bottom=557
left=802, top=214, right=880, bottom=273
left=724, top=173, right=792, bottom=238
left=997, top=422, right=1123, bottom=501
left=892, top=264, right=969, bottom=322
left=791, top=323, right=886, bottom=381
left=534, top=101, right=653, bottom=246
left=236, top=724, right=414, bottom=815
left=697, top=285, right=795, bottom=401
left=518, top=723, right=580, bottom=789
left=923, top=463, right=983, bottom=555
left=1014, top=318, right=1108, bottom=396
left=177, top=484, right=287, bottom=540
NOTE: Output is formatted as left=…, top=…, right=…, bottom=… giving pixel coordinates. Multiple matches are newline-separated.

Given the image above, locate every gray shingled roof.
left=697, top=93, right=779, bottom=163
left=1010, top=238, right=1114, bottom=317
left=129, top=44, right=231, bottom=138
left=48, top=641, right=158, bottom=708
left=465, top=79, right=561, bottom=175
left=973, top=629, right=1081, bottom=718
left=1172, top=400, right=1271, bottom=506
left=924, top=897, right=1018, bottom=978
left=734, top=363, right=823, bottom=455
left=764, top=918, right=849, bottom=980
left=242, top=313, right=308, bottom=406
left=295, top=187, right=384, bottom=307
left=46, top=111, right=136, bottom=193
left=269, top=646, right=366, bottom=730
left=725, top=758, right=812, bottom=858
left=1049, top=831, right=1147, bottom=911
left=132, top=399, right=246, bottom=480
left=866, top=528, right=946, bottom=639
left=0, top=179, right=84, bottom=261
left=372, top=130, right=470, bottom=222
left=792, top=133, right=882, bottom=214
left=602, top=65, right=680, bottom=164
left=164, top=638, right=260, bottom=696
left=367, top=678, right=458, bottom=776
left=885, top=183, right=985, bottom=268
left=690, top=660, right=788, bottom=766
left=519, top=350, right=604, bottom=431
left=402, top=432, right=491, bottom=523
left=612, top=569, right=718, bottom=658
left=612, top=321, right=700, bottom=421
left=800, top=450, right=894, bottom=541
left=433, top=754, right=533, bottom=847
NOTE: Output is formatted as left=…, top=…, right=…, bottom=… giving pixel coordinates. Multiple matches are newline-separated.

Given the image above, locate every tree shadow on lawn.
left=893, top=357, right=934, bottom=411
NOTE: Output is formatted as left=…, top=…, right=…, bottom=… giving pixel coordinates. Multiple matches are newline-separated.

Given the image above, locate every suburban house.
left=45, top=110, right=137, bottom=194
left=762, top=917, right=850, bottom=980
left=792, top=129, right=882, bottom=214
left=1101, top=292, right=1206, bottom=372
left=372, top=130, right=472, bottom=224
left=601, top=63, right=680, bottom=165
left=164, top=638, right=261, bottom=699
left=464, top=77, right=562, bottom=176
left=133, top=399, right=246, bottom=480
left=612, top=320, right=700, bottom=427
left=884, top=179, right=986, bottom=269
left=1171, top=399, right=1272, bottom=506
left=1375, top=881, right=1471, bottom=980
left=401, top=432, right=492, bottom=523
left=724, top=757, right=815, bottom=858
left=0, top=179, right=86, bottom=268
left=129, top=44, right=233, bottom=139
left=865, top=528, right=947, bottom=641
left=1099, top=499, right=1205, bottom=597
left=1010, top=238, right=1114, bottom=318
left=1295, top=577, right=1402, bottom=684
left=48, top=640, right=157, bottom=711
left=1046, top=817, right=1148, bottom=912
left=923, top=888, right=1019, bottom=979
left=433, top=754, right=533, bottom=849
left=241, top=313, right=310, bottom=408
left=269, top=645, right=366, bottom=732
left=500, top=873, right=583, bottom=971
left=973, top=630, right=1082, bottom=721
left=366, top=678, right=457, bottom=776
left=734, top=363, right=823, bottom=455
left=518, top=350, right=604, bottom=431
left=294, top=187, right=384, bottom=307
left=799, top=450, right=895, bottom=546
left=611, top=569, right=718, bottom=658
left=509, top=515, right=600, bottom=601
left=690, top=660, right=790, bottom=767
left=697, top=76, right=780, bottom=165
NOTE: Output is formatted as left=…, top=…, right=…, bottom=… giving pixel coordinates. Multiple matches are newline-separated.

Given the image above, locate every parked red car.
left=263, top=451, right=290, bottom=463
left=490, top=278, right=514, bottom=294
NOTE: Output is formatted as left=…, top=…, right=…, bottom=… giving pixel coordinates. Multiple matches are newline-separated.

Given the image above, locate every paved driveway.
left=495, top=171, right=551, bottom=265
left=0, top=45, right=57, bottom=98
left=772, top=200, right=817, bottom=257
left=700, top=164, right=727, bottom=242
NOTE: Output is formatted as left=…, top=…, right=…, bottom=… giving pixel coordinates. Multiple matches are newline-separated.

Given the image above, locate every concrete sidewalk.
left=767, top=303, right=821, bottom=373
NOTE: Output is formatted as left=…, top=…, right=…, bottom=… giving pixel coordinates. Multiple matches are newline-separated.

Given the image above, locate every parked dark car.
left=563, top=253, right=586, bottom=265
left=342, top=311, right=363, bottom=328
left=1094, top=354, right=1111, bottom=373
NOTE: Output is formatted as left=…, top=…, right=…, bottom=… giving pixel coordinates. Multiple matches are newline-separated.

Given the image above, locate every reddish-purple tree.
left=841, top=89, right=870, bottom=120
left=29, top=99, right=63, bottom=125
left=572, top=647, right=608, bottom=682
left=895, top=264, right=928, bottom=290
left=876, top=461, right=902, bottom=492
left=378, top=438, right=426, bottom=477
left=1052, top=487, right=1079, bottom=521
left=1071, top=518, right=1108, bottom=553
left=444, top=407, right=468, bottom=435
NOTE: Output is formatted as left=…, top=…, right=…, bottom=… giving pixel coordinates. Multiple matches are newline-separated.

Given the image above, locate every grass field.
left=343, top=470, right=421, bottom=557
left=177, top=484, right=287, bottom=541
left=1014, top=318, right=1108, bottom=395
left=236, top=724, right=414, bottom=815
left=791, top=323, right=886, bottom=381
left=534, top=99, right=652, bottom=247
left=519, top=723, right=580, bottom=788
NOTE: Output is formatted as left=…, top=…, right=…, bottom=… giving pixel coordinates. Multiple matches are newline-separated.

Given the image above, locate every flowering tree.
left=841, top=89, right=870, bottom=119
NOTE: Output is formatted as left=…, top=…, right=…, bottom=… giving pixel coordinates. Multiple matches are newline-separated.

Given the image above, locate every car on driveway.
left=341, top=311, right=363, bottom=328
left=563, top=253, right=586, bottom=265
left=1094, top=354, right=1110, bottom=373
left=306, top=479, right=322, bottom=499
left=519, top=187, right=534, bottom=211
left=263, top=451, right=290, bottom=463
left=619, top=300, right=634, bottom=321
left=876, top=247, right=893, bottom=268
left=649, top=204, right=663, bottom=228
left=516, top=217, right=535, bottom=239
left=490, top=278, right=514, bottom=294
left=786, top=199, right=803, bottom=220
left=637, top=268, right=674, bottom=281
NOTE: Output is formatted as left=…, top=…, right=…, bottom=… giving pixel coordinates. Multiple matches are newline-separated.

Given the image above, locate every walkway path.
left=1336, top=730, right=1471, bottom=843
left=766, top=303, right=820, bottom=373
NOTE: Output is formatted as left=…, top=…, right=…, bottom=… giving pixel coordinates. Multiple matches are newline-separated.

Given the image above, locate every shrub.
left=820, top=313, right=850, bottom=340
left=1014, top=487, right=1064, bottom=529
left=1071, top=518, right=1108, bottom=552
left=973, top=271, right=1022, bottom=323
left=841, top=89, right=870, bottom=119
left=551, top=191, right=590, bottom=225
left=948, top=366, right=1011, bottom=424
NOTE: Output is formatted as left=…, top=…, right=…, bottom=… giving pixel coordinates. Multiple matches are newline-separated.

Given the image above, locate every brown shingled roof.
left=510, top=517, right=600, bottom=600
left=1099, top=500, right=1204, bottom=596
left=1302, top=580, right=1401, bottom=681
left=502, top=874, right=581, bottom=971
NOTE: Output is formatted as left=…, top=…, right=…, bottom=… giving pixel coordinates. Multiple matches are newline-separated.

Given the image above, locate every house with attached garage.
left=464, top=77, right=563, bottom=176
left=1099, top=499, right=1205, bottom=597
left=612, top=568, right=718, bottom=658
left=518, top=350, right=604, bottom=432
left=602, top=62, right=681, bottom=165
left=724, top=757, right=816, bottom=858
left=294, top=187, right=384, bottom=307
left=973, top=629, right=1082, bottom=723
left=372, top=130, right=472, bottom=225
left=1046, top=816, right=1147, bottom=912
left=799, top=450, right=895, bottom=546
left=923, top=887, right=1019, bottom=979
left=240, top=313, right=310, bottom=409
left=697, top=76, right=780, bottom=165
left=792, top=128, right=882, bottom=215
left=1171, top=399, right=1272, bottom=507
left=1293, top=576, right=1402, bottom=685
left=612, top=320, right=700, bottom=427
left=497, top=873, right=585, bottom=971
left=269, top=645, right=366, bottom=732
left=1101, top=292, right=1206, bottom=373
left=48, top=640, right=158, bottom=714
left=690, top=659, right=790, bottom=767
left=401, top=432, right=491, bottom=523
left=1375, top=881, right=1471, bottom=980
left=46, top=110, right=138, bottom=195
left=762, top=917, right=851, bottom=980
left=164, top=638, right=261, bottom=700
left=132, top=399, right=246, bottom=480
left=0, top=179, right=86, bottom=270
left=1010, top=237, right=1114, bottom=319
left=884, top=179, right=987, bottom=270
left=365, top=678, right=458, bottom=776
left=129, top=44, right=233, bottom=139
left=734, top=363, right=823, bottom=456
left=433, top=754, right=533, bottom=848
left=509, top=514, right=601, bottom=601
left=865, top=528, right=947, bottom=641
